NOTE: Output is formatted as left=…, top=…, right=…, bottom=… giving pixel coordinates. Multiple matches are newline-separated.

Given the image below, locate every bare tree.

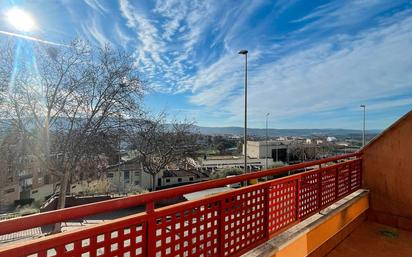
left=130, top=114, right=199, bottom=191
left=289, top=144, right=326, bottom=162
left=0, top=39, right=143, bottom=231
left=288, top=144, right=308, bottom=162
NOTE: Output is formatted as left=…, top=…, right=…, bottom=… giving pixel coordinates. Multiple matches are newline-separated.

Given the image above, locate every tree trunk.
left=151, top=173, right=156, bottom=191
left=52, top=170, right=70, bottom=233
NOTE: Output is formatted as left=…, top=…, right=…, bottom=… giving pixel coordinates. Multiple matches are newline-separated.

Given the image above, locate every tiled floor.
left=327, top=220, right=412, bottom=257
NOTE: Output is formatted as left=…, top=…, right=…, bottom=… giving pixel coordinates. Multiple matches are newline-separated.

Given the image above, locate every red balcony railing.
left=0, top=153, right=362, bottom=257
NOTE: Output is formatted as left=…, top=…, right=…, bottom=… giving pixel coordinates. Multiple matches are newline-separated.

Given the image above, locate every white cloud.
left=113, top=23, right=132, bottom=48
left=293, top=0, right=404, bottom=31
left=189, top=11, right=412, bottom=126
left=184, top=50, right=262, bottom=106
left=154, top=0, right=188, bottom=41
left=119, top=0, right=166, bottom=77
left=357, top=98, right=412, bottom=111
left=119, top=0, right=223, bottom=93
left=272, top=0, right=299, bottom=14
left=80, top=15, right=112, bottom=47
left=210, top=0, right=266, bottom=50
left=84, top=0, right=109, bottom=14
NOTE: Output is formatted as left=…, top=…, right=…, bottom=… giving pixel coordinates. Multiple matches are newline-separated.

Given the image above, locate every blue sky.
left=0, top=0, right=412, bottom=129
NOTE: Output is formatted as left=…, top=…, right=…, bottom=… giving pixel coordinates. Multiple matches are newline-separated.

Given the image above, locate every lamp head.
left=360, top=105, right=365, bottom=108
left=238, top=50, right=248, bottom=55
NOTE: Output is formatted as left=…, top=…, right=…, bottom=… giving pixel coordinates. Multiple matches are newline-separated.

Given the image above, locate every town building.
left=105, top=160, right=154, bottom=192
left=197, top=155, right=275, bottom=171
left=105, top=159, right=209, bottom=191
left=161, top=169, right=208, bottom=188
left=326, top=136, right=337, bottom=142
left=245, top=140, right=289, bottom=162
left=0, top=154, right=57, bottom=212
left=0, top=153, right=107, bottom=211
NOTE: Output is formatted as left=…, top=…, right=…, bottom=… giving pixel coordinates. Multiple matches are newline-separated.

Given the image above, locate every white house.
left=327, top=137, right=337, bottom=142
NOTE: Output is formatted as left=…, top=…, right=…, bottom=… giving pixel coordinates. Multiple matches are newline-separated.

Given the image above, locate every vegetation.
left=266, top=161, right=287, bottom=180
left=129, top=114, right=199, bottom=190
left=210, top=167, right=243, bottom=179
left=288, top=144, right=335, bottom=162
left=0, top=39, right=143, bottom=231
left=0, top=38, right=200, bottom=229
left=0, top=206, right=39, bottom=221
left=213, top=136, right=238, bottom=154
left=269, top=161, right=286, bottom=169
left=81, top=179, right=112, bottom=195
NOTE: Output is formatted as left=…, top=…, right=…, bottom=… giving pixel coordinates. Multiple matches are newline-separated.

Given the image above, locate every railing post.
left=295, top=177, right=301, bottom=221
left=264, top=184, right=271, bottom=240
left=218, top=198, right=226, bottom=257
left=146, top=202, right=156, bottom=257
left=335, top=167, right=339, bottom=200
left=360, top=158, right=363, bottom=188
left=348, top=162, right=353, bottom=192
left=317, top=172, right=322, bottom=210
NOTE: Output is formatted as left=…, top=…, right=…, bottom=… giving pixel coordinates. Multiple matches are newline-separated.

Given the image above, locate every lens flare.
left=6, top=7, right=36, bottom=32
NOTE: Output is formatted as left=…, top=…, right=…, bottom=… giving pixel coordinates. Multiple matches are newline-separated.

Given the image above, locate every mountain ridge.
left=193, top=125, right=381, bottom=137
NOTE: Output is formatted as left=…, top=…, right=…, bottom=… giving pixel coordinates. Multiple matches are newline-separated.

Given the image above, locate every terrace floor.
left=326, top=220, right=412, bottom=257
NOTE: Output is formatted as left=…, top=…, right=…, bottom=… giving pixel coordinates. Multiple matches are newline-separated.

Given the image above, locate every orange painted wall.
left=362, top=111, right=412, bottom=229
left=267, top=193, right=369, bottom=257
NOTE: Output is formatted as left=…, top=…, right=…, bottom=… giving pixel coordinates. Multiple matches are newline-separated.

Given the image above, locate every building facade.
left=245, top=140, right=289, bottom=162
left=105, top=160, right=156, bottom=192
left=198, top=155, right=275, bottom=171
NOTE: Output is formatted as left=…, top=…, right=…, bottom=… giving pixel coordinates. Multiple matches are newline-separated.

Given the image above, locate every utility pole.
left=239, top=50, right=248, bottom=174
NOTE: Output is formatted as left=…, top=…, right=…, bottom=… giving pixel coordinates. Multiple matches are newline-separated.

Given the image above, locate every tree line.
left=0, top=39, right=198, bottom=231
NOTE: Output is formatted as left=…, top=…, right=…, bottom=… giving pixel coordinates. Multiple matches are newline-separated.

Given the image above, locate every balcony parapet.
left=244, top=189, right=369, bottom=257
left=0, top=153, right=362, bottom=257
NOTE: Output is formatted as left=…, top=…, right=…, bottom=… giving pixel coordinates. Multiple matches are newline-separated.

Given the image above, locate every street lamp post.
left=360, top=105, right=366, bottom=147
left=239, top=50, right=248, bottom=174
left=265, top=113, right=270, bottom=169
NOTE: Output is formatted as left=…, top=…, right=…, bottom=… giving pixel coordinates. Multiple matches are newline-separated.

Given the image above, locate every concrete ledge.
left=243, top=189, right=369, bottom=257
left=308, top=212, right=366, bottom=257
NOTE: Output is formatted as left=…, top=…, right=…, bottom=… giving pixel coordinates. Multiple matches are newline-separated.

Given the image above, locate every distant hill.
left=193, top=125, right=381, bottom=137
left=0, top=118, right=380, bottom=139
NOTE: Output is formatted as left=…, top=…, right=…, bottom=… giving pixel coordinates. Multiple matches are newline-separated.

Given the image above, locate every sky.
left=0, top=0, right=411, bottom=130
